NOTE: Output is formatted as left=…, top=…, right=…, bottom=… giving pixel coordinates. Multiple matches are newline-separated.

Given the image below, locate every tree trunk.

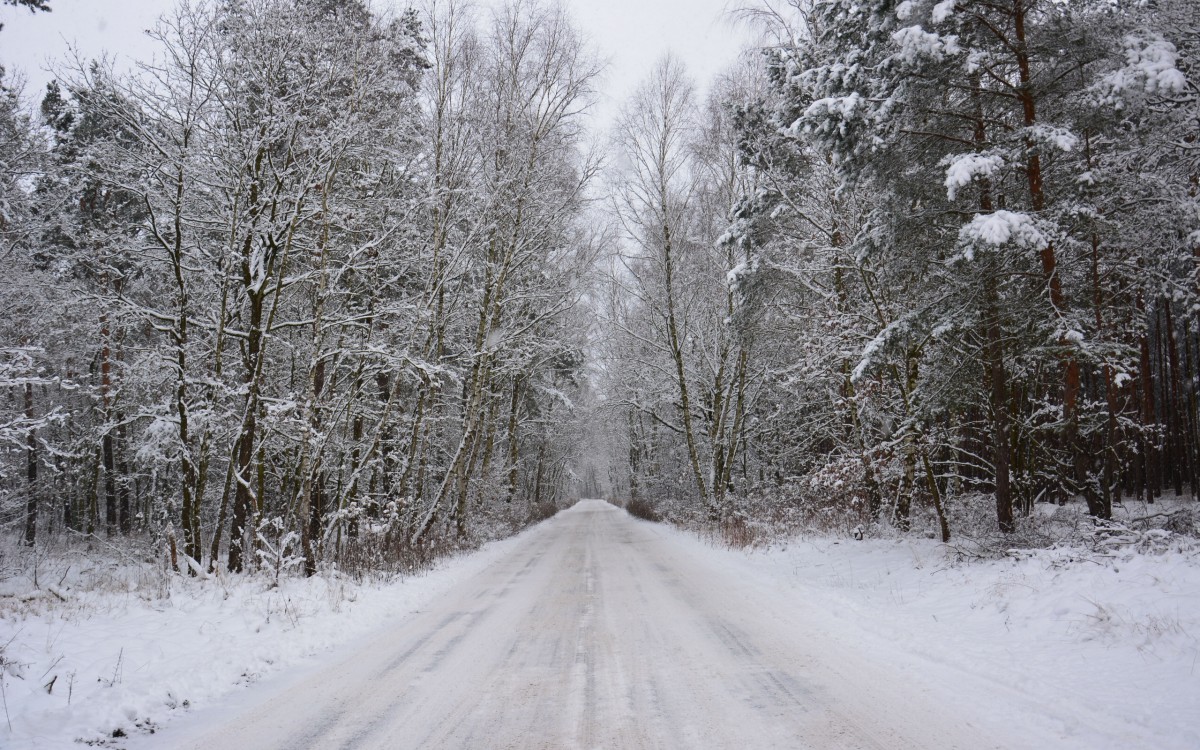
left=100, top=312, right=117, bottom=535
left=1012, top=0, right=1081, bottom=503
left=1165, top=300, right=1186, bottom=497
left=102, top=431, right=117, bottom=535
left=505, top=376, right=524, bottom=502
left=986, top=276, right=1015, bottom=533
left=662, top=220, right=710, bottom=511
left=117, top=420, right=132, bottom=533
left=300, top=358, right=327, bottom=578
left=1138, top=293, right=1159, bottom=502
left=229, top=293, right=265, bottom=574
left=22, top=382, right=38, bottom=546
left=971, top=66, right=1013, bottom=532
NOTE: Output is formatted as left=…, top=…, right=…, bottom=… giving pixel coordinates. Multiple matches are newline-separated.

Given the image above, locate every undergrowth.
left=0, top=496, right=568, bottom=620
left=653, top=483, right=1200, bottom=557
left=623, top=497, right=663, bottom=523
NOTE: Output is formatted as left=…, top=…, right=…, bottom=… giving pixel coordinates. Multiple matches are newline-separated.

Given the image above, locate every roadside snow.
left=0, top=532, right=526, bottom=748
left=4, top=508, right=1198, bottom=749
left=666, top=523, right=1200, bottom=750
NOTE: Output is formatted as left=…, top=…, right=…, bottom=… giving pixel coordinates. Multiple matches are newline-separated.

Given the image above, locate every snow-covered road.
left=168, top=500, right=1009, bottom=749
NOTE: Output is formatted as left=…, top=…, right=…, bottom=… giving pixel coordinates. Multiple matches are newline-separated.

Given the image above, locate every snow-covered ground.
left=679, top=526, right=1200, bottom=749
left=0, top=532, right=527, bottom=748
left=2, top=501, right=1198, bottom=748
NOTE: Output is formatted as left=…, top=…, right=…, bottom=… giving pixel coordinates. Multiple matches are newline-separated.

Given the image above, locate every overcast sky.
left=0, top=0, right=752, bottom=132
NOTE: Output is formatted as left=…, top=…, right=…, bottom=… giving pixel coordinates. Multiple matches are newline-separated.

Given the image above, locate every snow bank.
left=665, top=522, right=1200, bottom=750
left=0, top=532, right=525, bottom=748
left=7, top=511, right=1195, bottom=749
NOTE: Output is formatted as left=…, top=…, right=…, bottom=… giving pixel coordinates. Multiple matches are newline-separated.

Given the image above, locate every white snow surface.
left=943, top=153, right=1003, bottom=200
left=959, top=209, right=1048, bottom=254
left=1, top=532, right=525, bottom=748
left=931, top=0, right=956, bottom=24
left=4, top=500, right=1199, bottom=748
left=720, top=528, right=1200, bottom=750
left=1094, top=33, right=1187, bottom=111
left=1027, top=123, right=1079, bottom=152
left=891, top=25, right=960, bottom=64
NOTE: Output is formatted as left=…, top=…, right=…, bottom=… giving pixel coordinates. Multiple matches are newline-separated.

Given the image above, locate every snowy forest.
left=2, top=0, right=602, bottom=576
left=600, top=0, right=1200, bottom=544
left=2, top=1, right=1200, bottom=748
left=2, top=0, right=1199, bottom=576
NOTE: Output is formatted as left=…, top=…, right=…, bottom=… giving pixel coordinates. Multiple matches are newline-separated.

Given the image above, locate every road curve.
left=173, top=500, right=1007, bottom=749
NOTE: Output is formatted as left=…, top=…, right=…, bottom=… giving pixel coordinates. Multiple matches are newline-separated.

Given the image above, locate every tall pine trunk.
left=22, top=381, right=38, bottom=546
